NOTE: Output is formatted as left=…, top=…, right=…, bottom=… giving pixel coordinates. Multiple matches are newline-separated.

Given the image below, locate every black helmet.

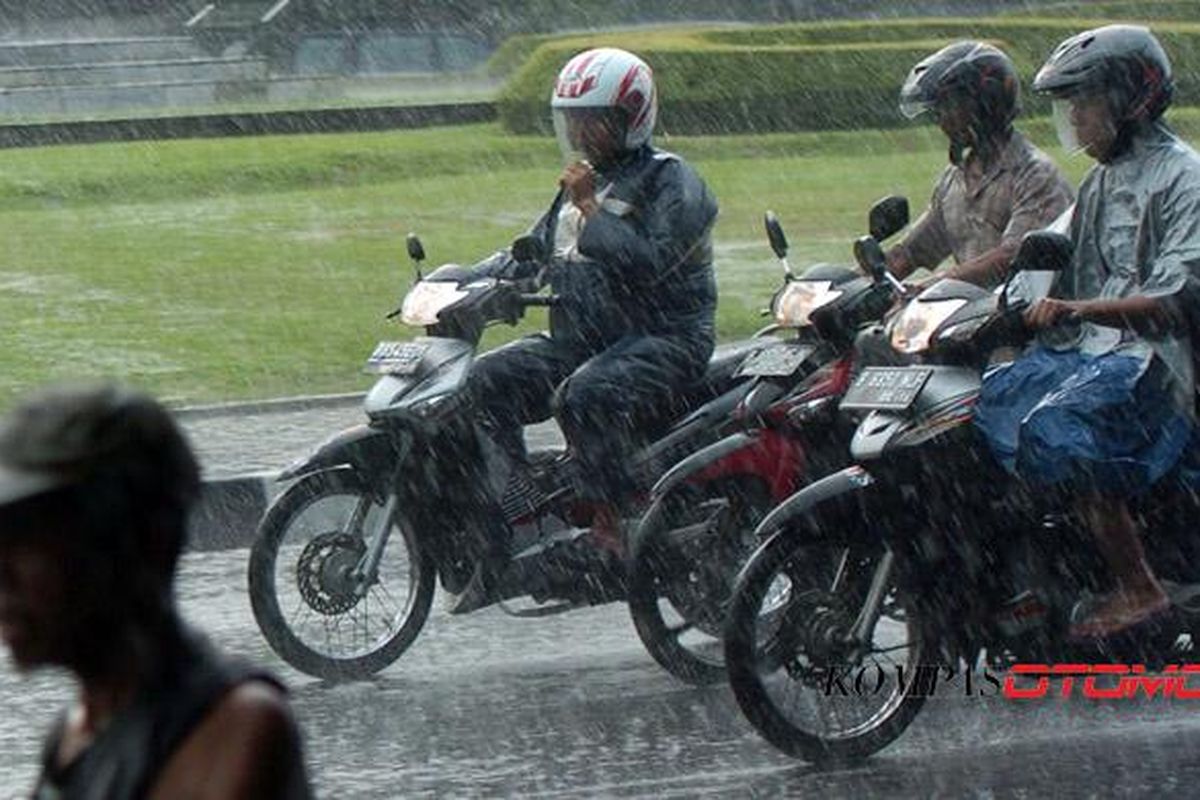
left=899, top=41, right=1021, bottom=137
left=1033, top=24, right=1173, bottom=122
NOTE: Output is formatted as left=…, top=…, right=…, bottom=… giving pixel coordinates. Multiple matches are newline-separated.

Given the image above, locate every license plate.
left=735, top=343, right=815, bottom=378
left=840, top=366, right=934, bottom=411
left=365, top=340, right=428, bottom=375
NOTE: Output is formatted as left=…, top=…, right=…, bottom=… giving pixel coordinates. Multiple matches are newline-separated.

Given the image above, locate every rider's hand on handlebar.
left=1024, top=297, right=1083, bottom=330
left=560, top=161, right=600, bottom=218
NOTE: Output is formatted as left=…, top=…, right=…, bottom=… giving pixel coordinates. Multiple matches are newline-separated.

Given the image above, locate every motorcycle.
left=722, top=228, right=1200, bottom=764
left=626, top=197, right=909, bottom=685
left=248, top=232, right=775, bottom=680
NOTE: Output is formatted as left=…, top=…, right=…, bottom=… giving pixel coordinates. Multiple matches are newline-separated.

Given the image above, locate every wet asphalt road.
left=2, top=402, right=1200, bottom=797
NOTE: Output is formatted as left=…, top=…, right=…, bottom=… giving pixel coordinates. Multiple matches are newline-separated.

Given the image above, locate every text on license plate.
left=839, top=366, right=934, bottom=411
left=365, top=341, right=427, bottom=375
left=735, top=343, right=815, bottom=377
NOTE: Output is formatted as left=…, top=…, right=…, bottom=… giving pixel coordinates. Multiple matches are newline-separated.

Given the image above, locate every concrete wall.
left=0, top=36, right=202, bottom=67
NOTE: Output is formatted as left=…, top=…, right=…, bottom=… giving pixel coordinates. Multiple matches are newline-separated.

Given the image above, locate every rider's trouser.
left=468, top=332, right=705, bottom=503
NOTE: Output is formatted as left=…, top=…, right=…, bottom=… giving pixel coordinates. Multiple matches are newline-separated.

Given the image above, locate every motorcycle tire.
left=628, top=476, right=773, bottom=686
left=723, top=528, right=928, bottom=764
left=248, top=468, right=435, bottom=681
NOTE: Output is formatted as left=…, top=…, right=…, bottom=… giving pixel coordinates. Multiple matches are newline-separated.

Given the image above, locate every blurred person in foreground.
left=975, top=25, right=1200, bottom=638
left=0, top=382, right=312, bottom=799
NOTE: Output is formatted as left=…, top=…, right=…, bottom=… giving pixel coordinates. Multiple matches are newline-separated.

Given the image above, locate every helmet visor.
left=1051, top=92, right=1117, bottom=158
left=899, top=96, right=933, bottom=120
left=552, top=107, right=626, bottom=165
left=1051, top=98, right=1083, bottom=154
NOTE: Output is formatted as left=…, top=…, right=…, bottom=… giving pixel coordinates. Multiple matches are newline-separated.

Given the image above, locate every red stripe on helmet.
left=615, top=64, right=641, bottom=106
left=630, top=88, right=653, bottom=128
left=570, top=51, right=599, bottom=78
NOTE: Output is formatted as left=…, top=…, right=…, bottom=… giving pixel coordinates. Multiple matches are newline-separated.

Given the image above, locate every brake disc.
left=296, top=531, right=367, bottom=615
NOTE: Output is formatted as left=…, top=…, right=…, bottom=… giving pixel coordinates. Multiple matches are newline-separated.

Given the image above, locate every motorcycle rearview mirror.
left=764, top=211, right=794, bottom=278
left=854, top=235, right=905, bottom=294
left=406, top=233, right=425, bottom=282
left=511, top=234, right=547, bottom=265
left=1010, top=230, right=1073, bottom=274
left=764, top=211, right=788, bottom=259
left=868, top=195, right=910, bottom=242
left=999, top=230, right=1074, bottom=312
left=406, top=233, right=425, bottom=264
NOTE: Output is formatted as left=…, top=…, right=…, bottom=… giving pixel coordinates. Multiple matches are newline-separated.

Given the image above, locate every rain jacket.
left=975, top=121, right=1200, bottom=493
left=473, top=145, right=719, bottom=361
left=1041, top=120, right=1200, bottom=416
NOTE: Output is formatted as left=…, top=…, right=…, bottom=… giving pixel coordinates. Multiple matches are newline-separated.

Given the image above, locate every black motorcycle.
left=248, top=233, right=773, bottom=680
left=722, top=229, right=1200, bottom=764
left=626, top=198, right=908, bottom=685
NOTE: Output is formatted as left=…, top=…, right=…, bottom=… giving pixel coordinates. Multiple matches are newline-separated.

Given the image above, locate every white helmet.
left=550, top=48, right=657, bottom=161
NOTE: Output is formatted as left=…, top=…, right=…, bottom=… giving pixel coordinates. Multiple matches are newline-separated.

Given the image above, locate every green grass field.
left=2, top=113, right=1194, bottom=407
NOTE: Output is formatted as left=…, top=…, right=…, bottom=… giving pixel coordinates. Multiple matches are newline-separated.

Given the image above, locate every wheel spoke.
left=252, top=472, right=433, bottom=678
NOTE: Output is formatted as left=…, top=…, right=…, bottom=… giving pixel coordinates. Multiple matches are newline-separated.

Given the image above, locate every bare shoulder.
left=215, top=679, right=296, bottom=726
left=150, top=679, right=310, bottom=800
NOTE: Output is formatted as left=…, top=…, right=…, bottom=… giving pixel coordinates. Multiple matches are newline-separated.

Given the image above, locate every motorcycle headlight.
left=890, top=298, right=968, bottom=355
left=773, top=280, right=843, bottom=327
left=400, top=281, right=470, bottom=326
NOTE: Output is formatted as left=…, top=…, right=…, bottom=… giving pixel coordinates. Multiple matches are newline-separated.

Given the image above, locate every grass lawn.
left=1, top=113, right=1190, bottom=408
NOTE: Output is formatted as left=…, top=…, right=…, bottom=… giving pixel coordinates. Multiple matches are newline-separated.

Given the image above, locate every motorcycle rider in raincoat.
left=857, top=41, right=1073, bottom=364
left=974, top=25, right=1200, bottom=639
left=465, top=48, right=719, bottom=565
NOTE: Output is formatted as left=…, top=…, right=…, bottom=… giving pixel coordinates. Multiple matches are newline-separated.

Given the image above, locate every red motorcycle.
left=626, top=197, right=908, bottom=684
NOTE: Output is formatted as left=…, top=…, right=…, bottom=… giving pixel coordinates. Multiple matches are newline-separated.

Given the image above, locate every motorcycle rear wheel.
left=723, top=530, right=927, bottom=764
left=248, top=469, right=435, bottom=680
left=628, top=477, right=773, bottom=685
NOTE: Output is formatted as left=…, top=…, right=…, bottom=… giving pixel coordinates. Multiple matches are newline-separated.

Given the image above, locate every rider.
left=889, top=41, right=1073, bottom=287
left=856, top=41, right=1073, bottom=363
left=465, top=48, right=718, bottom=564
left=974, top=25, right=1200, bottom=639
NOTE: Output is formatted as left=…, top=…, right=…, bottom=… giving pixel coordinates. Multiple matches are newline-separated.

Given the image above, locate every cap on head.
left=1033, top=24, right=1173, bottom=122
left=0, top=383, right=200, bottom=541
left=551, top=47, right=658, bottom=150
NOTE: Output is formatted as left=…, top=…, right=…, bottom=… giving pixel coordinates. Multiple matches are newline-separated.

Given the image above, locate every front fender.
left=278, top=424, right=405, bottom=485
left=650, top=432, right=755, bottom=500
left=753, top=465, right=876, bottom=539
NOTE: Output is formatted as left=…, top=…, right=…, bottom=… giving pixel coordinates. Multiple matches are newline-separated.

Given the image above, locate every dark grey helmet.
left=1033, top=24, right=1173, bottom=121
left=899, top=41, right=1020, bottom=134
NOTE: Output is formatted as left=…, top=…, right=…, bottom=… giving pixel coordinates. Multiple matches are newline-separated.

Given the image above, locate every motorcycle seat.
left=633, top=336, right=782, bottom=438
left=680, top=336, right=781, bottom=404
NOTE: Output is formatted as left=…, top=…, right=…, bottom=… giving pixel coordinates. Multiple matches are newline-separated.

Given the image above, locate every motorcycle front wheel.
left=723, top=531, right=927, bottom=764
left=627, top=476, right=773, bottom=685
left=248, top=468, right=435, bottom=680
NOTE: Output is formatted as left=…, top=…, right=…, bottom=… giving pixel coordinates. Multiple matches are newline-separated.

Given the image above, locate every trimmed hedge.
left=500, top=38, right=956, bottom=135
left=1005, top=2, right=1200, bottom=22
left=497, top=16, right=1200, bottom=135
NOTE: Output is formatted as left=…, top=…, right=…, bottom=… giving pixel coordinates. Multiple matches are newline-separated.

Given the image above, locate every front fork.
left=844, top=547, right=897, bottom=662
left=350, top=492, right=400, bottom=595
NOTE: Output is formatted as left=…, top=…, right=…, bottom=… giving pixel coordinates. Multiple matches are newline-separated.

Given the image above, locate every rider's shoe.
left=543, top=533, right=627, bottom=601
left=444, top=562, right=495, bottom=615
left=589, top=503, right=626, bottom=559
left=1067, top=590, right=1171, bottom=640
